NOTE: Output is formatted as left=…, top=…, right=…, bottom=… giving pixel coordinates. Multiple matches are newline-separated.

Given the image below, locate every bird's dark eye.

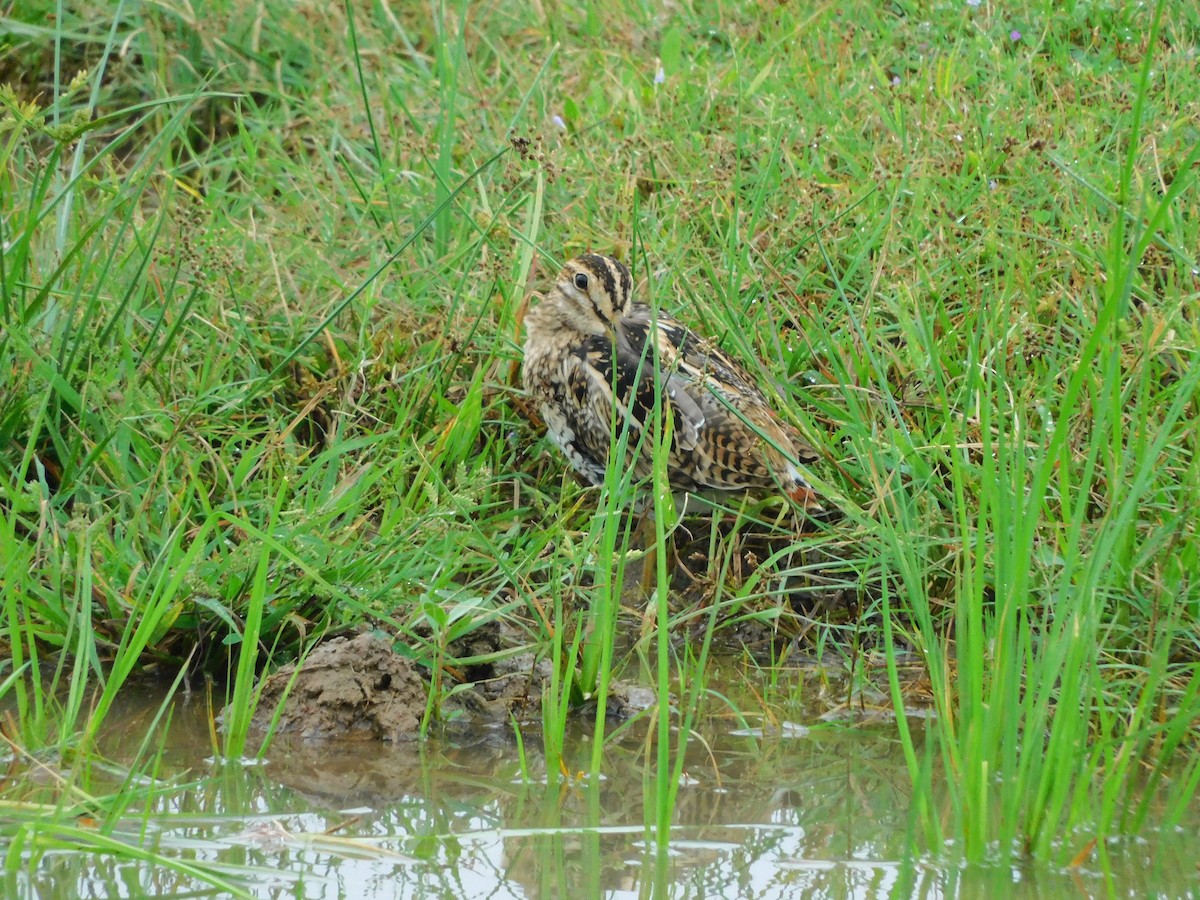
left=574, top=273, right=589, bottom=290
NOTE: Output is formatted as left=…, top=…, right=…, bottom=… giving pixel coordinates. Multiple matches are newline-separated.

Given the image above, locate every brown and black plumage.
left=521, top=253, right=823, bottom=509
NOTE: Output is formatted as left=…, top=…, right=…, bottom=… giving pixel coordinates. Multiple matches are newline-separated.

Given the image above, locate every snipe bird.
left=521, top=253, right=824, bottom=510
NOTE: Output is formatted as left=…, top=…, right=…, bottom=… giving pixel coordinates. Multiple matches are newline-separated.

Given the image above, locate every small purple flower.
left=1010, top=29, right=1022, bottom=41
left=654, top=64, right=666, bottom=85
left=891, top=75, right=901, bottom=86
left=966, top=0, right=981, bottom=7
left=552, top=114, right=566, bottom=130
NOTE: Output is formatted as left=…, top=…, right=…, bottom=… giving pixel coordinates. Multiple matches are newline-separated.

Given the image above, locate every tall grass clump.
left=867, top=0, right=1200, bottom=865
left=0, top=0, right=539, bottom=768
left=0, top=63, right=228, bottom=743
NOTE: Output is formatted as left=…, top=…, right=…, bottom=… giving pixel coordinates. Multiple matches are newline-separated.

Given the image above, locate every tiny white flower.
left=552, top=114, right=566, bottom=130
left=654, top=62, right=666, bottom=85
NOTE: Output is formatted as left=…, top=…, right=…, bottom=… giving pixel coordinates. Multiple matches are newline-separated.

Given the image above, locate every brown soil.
left=250, top=632, right=428, bottom=742
left=245, top=631, right=654, bottom=743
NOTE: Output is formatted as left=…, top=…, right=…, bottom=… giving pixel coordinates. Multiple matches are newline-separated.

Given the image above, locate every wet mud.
left=246, top=631, right=653, bottom=743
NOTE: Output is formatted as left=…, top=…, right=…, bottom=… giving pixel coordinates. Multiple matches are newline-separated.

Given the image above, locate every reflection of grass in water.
left=13, top=690, right=1198, bottom=898
left=1, top=0, right=1199, bottom=885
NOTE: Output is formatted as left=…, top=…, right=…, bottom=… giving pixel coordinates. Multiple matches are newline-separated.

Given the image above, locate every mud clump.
left=243, top=631, right=655, bottom=744
left=251, top=632, right=426, bottom=742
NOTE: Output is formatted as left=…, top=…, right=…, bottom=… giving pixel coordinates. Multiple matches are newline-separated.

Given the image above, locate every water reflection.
left=11, top=683, right=1200, bottom=899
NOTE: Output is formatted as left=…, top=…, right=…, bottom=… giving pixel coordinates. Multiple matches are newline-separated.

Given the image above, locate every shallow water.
left=12, top=681, right=1200, bottom=899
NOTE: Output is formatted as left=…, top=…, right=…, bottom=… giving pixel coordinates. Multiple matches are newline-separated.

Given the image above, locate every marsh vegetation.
left=2, top=0, right=1198, bottom=895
